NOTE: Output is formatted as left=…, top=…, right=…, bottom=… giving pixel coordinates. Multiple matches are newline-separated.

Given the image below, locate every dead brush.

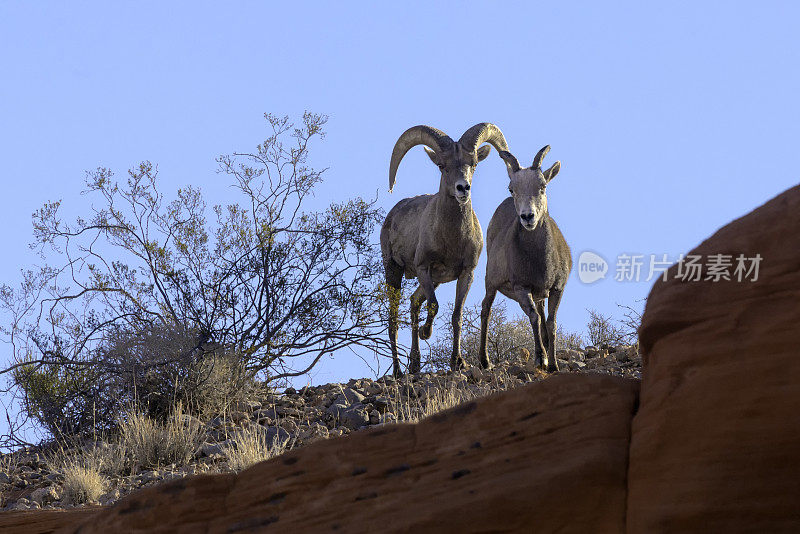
left=118, top=404, right=202, bottom=471
left=387, top=366, right=519, bottom=424
left=221, top=424, right=294, bottom=473
left=46, top=447, right=108, bottom=505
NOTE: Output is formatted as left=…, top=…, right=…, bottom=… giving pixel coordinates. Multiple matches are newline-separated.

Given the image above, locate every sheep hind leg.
left=408, top=285, right=427, bottom=374
left=385, top=262, right=404, bottom=378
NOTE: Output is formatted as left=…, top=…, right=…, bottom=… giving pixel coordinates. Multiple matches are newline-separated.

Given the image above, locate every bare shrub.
left=118, top=406, right=202, bottom=471
left=617, top=300, right=645, bottom=348
left=103, top=323, right=262, bottom=421
left=221, top=426, right=291, bottom=473
left=0, top=452, right=21, bottom=500
left=556, top=325, right=584, bottom=351
left=586, top=308, right=627, bottom=347
left=188, top=353, right=262, bottom=420
left=425, top=300, right=586, bottom=369
left=2, top=112, right=389, bottom=445
left=424, top=301, right=534, bottom=370
left=10, top=354, right=112, bottom=440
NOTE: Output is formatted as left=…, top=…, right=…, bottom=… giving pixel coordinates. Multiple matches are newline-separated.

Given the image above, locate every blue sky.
left=1, top=2, right=798, bottom=396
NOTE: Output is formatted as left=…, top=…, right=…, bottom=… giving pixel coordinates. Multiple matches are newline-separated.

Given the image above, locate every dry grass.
left=118, top=405, right=202, bottom=471
left=62, top=458, right=106, bottom=504
left=389, top=368, right=520, bottom=424
left=0, top=453, right=20, bottom=508
left=0, top=452, right=20, bottom=479
left=221, top=425, right=292, bottom=473
left=46, top=449, right=107, bottom=504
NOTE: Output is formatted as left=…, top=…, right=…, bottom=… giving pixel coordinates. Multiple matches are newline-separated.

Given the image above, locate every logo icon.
left=578, top=251, right=608, bottom=284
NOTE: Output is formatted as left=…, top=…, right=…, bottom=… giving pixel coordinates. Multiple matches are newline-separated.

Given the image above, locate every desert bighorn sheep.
left=479, top=145, right=572, bottom=372
left=381, top=123, right=510, bottom=377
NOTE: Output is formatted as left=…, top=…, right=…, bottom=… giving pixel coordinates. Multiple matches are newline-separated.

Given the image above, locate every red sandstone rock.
left=628, top=185, right=800, bottom=533
left=0, top=509, right=97, bottom=534
left=53, top=374, right=638, bottom=534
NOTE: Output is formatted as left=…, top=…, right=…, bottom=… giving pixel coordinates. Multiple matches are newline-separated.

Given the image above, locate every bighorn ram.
left=479, top=145, right=572, bottom=372
left=381, top=123, right=510, bottom=377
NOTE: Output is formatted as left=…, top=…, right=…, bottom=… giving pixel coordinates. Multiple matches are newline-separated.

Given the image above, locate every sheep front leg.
left=514, top=288, right=547, bottom=368
left=545, top=288, right=564, bottom=372
left=479, top=289, right=497, bottom=369
left=450, top=271, right=473, bottom=371
left=417, top=268, right=438, bottom=341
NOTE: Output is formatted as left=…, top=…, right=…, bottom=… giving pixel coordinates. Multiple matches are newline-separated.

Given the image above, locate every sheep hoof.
left=451, top=357, right=467, bottom=371
left=419, top=323, right=433, bottom=340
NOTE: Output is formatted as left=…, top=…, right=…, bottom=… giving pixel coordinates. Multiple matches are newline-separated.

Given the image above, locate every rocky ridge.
left=0, top=344, right=640, bottom=512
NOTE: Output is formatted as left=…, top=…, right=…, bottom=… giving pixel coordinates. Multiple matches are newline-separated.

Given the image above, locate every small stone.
left=30, top=485, right=61, bottom=505
left=467, top=367, right=485, bottom=382
left=178, top=413, right=203, bottom=429
left=381, top=412, right=397, bottom=424
left=368, top=410, right=381, bottom=425
left=371, top=396, right=391, bottom=413
left=99, top=488, right=120, bottom=506
left=199, top=442, right=226, bottom=457
left=227, top=410, right=250, bottom=424
left=142, top=470, right=161, bottom=483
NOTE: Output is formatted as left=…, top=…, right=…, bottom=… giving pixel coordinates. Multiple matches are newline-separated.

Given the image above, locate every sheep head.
left=498, top=145, right=561, bottom=231
left=388, top=123, right=509, bottom=205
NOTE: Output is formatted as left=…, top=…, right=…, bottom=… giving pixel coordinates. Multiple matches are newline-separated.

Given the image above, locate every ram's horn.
left=389, top=126, right=453, bottom=192
left=458, top=123, right=510, bottom=155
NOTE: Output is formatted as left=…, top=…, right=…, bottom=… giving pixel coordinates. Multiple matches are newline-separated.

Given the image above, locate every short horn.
left=533, top=145, right=551, bottom=169
left=458, top=123, right=510, bottom=155
left=498, top=150, right=521, bottom=173
left=389, top=126, right=452, bottom=192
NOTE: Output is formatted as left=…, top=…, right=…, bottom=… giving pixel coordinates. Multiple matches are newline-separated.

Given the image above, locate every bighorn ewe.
left=381, top=123, right=510, bottom=377
left=479, top=145, right=572, bottom=372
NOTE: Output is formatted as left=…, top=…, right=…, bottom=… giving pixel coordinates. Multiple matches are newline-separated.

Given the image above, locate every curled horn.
left=389, top=126, right=453, bottom=192
left=498, top=150, right=521, bottom=173
left=458, top=123, right=510, bottom=156
left=533, top=145, right=551, bottom=169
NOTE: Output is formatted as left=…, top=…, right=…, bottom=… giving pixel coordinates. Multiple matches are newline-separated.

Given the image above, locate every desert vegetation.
left=0, top=112, right=644, bottom=512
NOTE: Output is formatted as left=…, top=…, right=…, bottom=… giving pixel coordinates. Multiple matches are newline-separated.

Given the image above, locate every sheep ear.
left=544, top=161, right=561, bottom=183
left=498, top=150, right=521, bottom=175
left=476, top=145, right=491, bottom=162
left=423, top=147, right=441, bottom=166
